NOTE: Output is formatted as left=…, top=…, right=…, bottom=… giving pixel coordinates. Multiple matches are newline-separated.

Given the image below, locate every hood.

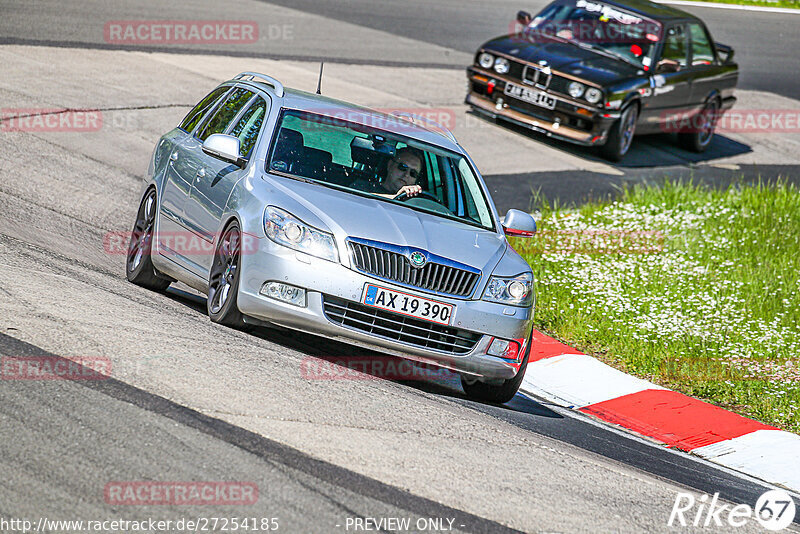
left=267, top=175, right=508, bottom=274
left=482, top=34, right=642, bottom=86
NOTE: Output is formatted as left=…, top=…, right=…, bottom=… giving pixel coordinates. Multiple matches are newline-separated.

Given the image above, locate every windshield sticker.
left=575, top=0, right=643, bottom=25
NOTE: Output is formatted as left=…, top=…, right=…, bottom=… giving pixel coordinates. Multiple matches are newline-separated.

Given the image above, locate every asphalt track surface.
left=2, top=0, right=799, bottom=208
left=1, top=1, right=800, bottom=532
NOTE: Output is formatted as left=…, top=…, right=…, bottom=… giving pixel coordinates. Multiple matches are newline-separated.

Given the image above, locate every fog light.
left=260, top=281, right=306, bottom=307
left=487, top=338, right=521, bottom=361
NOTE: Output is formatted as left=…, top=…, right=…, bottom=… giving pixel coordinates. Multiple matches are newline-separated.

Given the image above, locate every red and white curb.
left=520, top=331, right=800, bottom=492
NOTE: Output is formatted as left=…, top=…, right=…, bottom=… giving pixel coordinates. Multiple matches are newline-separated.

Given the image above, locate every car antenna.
left=316, top=62, right=324, bottom=95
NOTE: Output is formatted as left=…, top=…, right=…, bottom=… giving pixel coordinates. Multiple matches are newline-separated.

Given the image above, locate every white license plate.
left=504, top=82, right=557, bottom=110
left=362, top=284, right=454, bottom=326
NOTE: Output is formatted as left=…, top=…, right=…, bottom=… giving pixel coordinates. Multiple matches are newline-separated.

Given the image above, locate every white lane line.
left=693, top=430, right=800, bottom=492
left=653, top=0, right=800, bottom=14
left=520, top=353, right=664, bottom=409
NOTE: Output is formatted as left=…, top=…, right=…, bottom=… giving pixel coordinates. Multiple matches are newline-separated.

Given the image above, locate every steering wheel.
left=393, top=190, right=441, bottom=203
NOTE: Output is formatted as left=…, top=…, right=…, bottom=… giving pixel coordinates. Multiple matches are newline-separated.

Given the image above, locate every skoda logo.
left=409, top=251, right=427, bottom=268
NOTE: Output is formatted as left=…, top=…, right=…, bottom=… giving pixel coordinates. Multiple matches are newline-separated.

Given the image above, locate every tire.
left=678, top=98, right=719, bottom=153
left=461, top=334, right=532, bottom=404
left=126, top=188, right=171, bottom=291
left=600, top=103, right=638, bottom=162
left=207, top=221, right=248, bottom=329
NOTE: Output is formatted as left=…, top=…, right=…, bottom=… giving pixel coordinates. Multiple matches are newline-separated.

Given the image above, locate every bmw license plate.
left=362, top=284, right=454, bottom=326
left=504, top=82, right=557, bottom=110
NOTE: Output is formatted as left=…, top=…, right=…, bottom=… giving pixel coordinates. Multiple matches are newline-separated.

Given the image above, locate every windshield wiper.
left=571, top=40, right=642, bottom=68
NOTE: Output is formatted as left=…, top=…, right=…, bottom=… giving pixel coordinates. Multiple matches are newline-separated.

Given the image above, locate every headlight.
left=585, top=87, right=603, bottom=104
left=264, top=206, right=339, bottom=262
left=568, top=81, right=585, bottom=98
left=483, top=272, right=534, bottom=307
left=478, top=52, right=494, bottom=69
left=494, top=57, right=510, bottom=74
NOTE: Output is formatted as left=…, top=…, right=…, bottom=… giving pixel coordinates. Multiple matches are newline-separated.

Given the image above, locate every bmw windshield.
left=522, top=0, right=663, bottom=69
left=267, top=109, right=495, bottom=231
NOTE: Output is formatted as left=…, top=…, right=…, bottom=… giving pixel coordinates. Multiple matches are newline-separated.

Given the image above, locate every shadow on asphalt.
left=466, top=110, right=752, bottom=169
left=160, top=285, right=560, bottom=418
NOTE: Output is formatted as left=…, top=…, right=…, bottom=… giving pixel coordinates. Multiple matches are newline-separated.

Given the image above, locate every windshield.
left=524, top=0, right=662, bottom=69
left=267, top=109, right=495, bottom=230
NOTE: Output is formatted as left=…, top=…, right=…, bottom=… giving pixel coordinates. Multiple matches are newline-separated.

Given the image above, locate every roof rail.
left=234, top=72, right=284, bottom=98
left=389, top=111, right=458, bottom=145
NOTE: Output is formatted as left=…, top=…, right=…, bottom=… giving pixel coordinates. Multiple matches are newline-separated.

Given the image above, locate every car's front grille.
left=347, top=239, right=480, bottom=298
left=322, top=296, right=482, bottom=354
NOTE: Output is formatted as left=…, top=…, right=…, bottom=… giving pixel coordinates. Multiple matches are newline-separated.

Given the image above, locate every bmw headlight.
left=494, top=57, right=510, bottom=74
left=483, top=272, right=534, bottom=307
left=478, top=52, right=494, bottom=69
left=585, top=87, right=603, bottom=104
left=568, top=81, right=585, bottom=98
left=264, top=206, right=339, bottom=262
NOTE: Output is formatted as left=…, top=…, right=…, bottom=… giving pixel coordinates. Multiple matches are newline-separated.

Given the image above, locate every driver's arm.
left=373, top=184, right=423, bottom=199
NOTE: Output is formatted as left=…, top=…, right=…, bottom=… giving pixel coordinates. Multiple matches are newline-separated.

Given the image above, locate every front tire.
left=126, top=188, right=171, bottom=291
left=207, top=222, right=248, bottom=329
left=678, top=98, right=719, bottom=153
left=600, top=103, right=638, bottom=162
left=461, top=335, right=532, bottom=404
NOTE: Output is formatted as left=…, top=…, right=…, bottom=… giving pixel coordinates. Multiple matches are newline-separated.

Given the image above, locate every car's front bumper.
left=236, top=236, right=534, bottom=380
left=466, top=67, right=618, bottom=146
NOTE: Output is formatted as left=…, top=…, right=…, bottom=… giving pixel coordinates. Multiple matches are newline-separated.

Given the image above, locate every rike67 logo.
left=669, top=489, right=796, bottom=531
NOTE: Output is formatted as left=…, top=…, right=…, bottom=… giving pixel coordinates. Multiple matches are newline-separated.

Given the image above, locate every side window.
left=179, top=87, right=230, bottom=133
left=230, top=97, right=268, bottom=158
left=689, top=23, right=714, bottom=66
left=661, top=25, right=688, bottom=68
left=196, top=88, right=254, bottom=142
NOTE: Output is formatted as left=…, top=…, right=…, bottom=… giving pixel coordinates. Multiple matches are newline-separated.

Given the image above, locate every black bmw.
left=466, top=0, right=738, bottom=161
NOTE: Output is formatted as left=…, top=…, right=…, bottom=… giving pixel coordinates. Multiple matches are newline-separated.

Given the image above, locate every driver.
left=377, top=147, right=424, bottom=198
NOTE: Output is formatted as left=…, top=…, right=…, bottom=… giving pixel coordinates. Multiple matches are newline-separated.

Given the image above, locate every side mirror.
left=715, top=42, right=734, bottom=64
left=502, top=209, right=537, bottom=237
left=202, top=134, right=246, bottom=168
left=655, top=59, right=680, bottom=73
left=517, top=10, right=532, bottom=25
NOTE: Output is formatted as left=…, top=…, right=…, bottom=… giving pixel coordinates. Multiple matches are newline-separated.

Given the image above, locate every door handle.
left=196, top=168, right=206, bottom=182
left=170, top=152, right=178, bottom=161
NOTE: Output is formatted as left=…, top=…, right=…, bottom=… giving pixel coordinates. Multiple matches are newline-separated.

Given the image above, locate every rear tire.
left=126, top=188, right=171, bottom=291
left=600, top=103, right=638, bottom=162
left=678, top=98, right=719, bottom=153
left=207, top=222, right=249, bottom=329
left=461, top=334, right=532, bottom=404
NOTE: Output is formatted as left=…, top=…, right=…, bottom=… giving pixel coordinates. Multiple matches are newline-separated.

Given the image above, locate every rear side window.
left=178, top=87, right=230, bottom=133
left=662, top=25, right=688, bottom=68
left=689, top=23, right=714, bottom=66
left=230, top=97, right=268, bottom=158
left=197, top=88, right=254, bottom=142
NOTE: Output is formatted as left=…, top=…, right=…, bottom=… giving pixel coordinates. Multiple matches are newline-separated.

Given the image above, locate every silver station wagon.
left=126, top=72, right=538, bottom=402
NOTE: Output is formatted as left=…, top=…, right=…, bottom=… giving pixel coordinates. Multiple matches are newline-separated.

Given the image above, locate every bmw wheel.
left=601, top=103, right=638, bottom=162
left=678, top=97, right=719, bottom=153
left=126, top=188, right=171, bottom=291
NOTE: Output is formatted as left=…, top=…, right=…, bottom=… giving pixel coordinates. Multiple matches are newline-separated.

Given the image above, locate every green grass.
left=516, top=180, right=800, bottom=433
left=682, top=0, right=800, bottom=8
